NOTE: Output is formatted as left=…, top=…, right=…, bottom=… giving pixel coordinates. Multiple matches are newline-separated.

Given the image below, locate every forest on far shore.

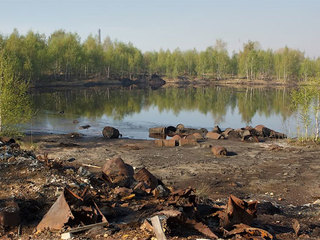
left=1, top=29, right=320, bottom=84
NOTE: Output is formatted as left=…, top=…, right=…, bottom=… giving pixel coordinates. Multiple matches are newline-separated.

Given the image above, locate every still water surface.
left=27, top=86, right=297, bottom=139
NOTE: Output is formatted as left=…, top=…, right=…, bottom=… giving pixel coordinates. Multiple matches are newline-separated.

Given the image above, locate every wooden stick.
left=81, top=163, right=101, bottom=169
left=151, top=216, right=167, bottom=240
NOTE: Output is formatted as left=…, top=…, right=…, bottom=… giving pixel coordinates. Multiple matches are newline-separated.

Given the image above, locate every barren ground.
left=1, top=134, right=320, bottom=239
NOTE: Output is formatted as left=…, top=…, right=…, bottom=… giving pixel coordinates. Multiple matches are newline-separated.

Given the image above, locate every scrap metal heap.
left=0, top=130, right=308, bottom=239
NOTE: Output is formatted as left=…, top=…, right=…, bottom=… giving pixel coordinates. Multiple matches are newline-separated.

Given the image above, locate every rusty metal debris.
left=225, top=223, right=273, bottom=239
left=134, top=167, right=159, bottom=190
left=155, top=209, right=218, bottom=239
left=36, top=188, right=107, bottom=232
left=211, top=146, right=227, bottom=156
left=102, top=157, right=134, bottom=187
left=216, top=195, right=257, bottom=228
left=206, top=132, right=222, bottom=140
left=0, top=134, right=295, bottom=239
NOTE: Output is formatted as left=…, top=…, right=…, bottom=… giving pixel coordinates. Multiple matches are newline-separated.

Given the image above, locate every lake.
left=26, top=86, right=299, bottom=139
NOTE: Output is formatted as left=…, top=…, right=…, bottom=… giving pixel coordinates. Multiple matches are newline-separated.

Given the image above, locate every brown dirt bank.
left=31, top=75, right=304, bottom=91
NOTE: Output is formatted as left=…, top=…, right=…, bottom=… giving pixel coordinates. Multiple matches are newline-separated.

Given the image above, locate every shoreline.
left=30, top=76, right=305, bottom=91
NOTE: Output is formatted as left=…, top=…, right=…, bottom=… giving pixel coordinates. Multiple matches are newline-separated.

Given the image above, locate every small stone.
left=61, top=232, right=74, bottom=239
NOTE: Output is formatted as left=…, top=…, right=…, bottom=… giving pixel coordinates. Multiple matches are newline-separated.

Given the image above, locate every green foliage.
left=0, top=41, right=33, bottom=136
left=0, top=29, right=320, bottom=85
left=291, top=85, right=320, bottom=141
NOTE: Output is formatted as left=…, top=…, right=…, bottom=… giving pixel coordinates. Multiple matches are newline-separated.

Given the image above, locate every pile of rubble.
left=150, top=124, right=286, bottom=141
left=3, top=130, right=317, bottom=239
left=0, top=136, right=284, bottom=239
left=150, top=124, right=287, bottom=154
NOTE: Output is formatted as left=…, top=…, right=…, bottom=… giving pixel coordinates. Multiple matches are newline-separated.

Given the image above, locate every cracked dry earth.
left=23, top=134, right=320, bottom=239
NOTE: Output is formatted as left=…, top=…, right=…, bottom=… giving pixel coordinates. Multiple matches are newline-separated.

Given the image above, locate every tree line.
left=1, top=29, right=320, bottom=83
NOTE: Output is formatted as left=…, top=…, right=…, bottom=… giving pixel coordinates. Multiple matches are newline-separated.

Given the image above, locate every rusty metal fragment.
left=167, top=188, right=197, bottom=207
left=0, top=200, right=20, bottom=227
left=36, top=188, right=108, bottom=232
left=162, top=212, right=218, bottom=239
left=179, top=138, right=198, bottom=146
left=211, top=146, right=227, bottom=156
left=226, top=130, right=241, bottom=140
left=36, top=189, right=74, bottom=231
left=192, top=132, right=204, bottom=141
left=154, top=139, right=177, bottom=147
left=226, top=223, right=273, bottom=239
left=216, top=195, right=257, bottom=228
left=206, top=132, right=222, bottom=140
left=134, top=168, right=159, bottom=190
left=222, top=128, right=234, bottom=138
left=102, top=157, right=134, bottom=187
left=171, top=135, right=181, bottom=141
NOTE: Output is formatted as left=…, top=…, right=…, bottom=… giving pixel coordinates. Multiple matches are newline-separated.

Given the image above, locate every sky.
left=0, top=0, right=319, bottom=57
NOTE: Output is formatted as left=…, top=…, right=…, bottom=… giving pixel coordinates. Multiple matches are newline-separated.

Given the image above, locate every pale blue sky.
left=0, top=0, right=319, bottom=57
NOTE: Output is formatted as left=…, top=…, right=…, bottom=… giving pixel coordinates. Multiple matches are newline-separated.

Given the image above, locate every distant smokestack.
left=98, top=29, right=101, bottom=44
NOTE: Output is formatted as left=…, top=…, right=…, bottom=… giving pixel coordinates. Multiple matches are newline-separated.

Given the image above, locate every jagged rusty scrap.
left=37, top=188, right=108, bottom=232
left=134, top=168, right=159, bottom=190
left=133, top=182, right=152, bottom=195
left=167, top=188, right=197, bottom=207
left=36, top=190, right=74, bottom=232
left=211, top=146, right=227, bottom=156
left=0, top=200, right=20, bottom=227
left=217, top=195, right=257, bottom=228
left=162, top=211, right=218, bottom=239
left=226, top=223, right=273, bottom=239
left=185, top=218, right=218, bottom=239
left=102, top=157, right=134, bottom=187
left=114, top=187, right=133, bottom=197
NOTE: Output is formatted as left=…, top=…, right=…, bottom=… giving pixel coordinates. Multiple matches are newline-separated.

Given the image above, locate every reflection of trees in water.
left=32, top=87, right=294, bottom=123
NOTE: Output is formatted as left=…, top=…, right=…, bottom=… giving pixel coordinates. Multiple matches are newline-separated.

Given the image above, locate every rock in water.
left=102, top=126, right=120, bottom=139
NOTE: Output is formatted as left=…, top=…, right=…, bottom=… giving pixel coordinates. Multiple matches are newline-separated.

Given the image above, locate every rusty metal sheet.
left=36, top=190, right=74, bottom=232
left=166, top=213, right=218, bottom=239
left=206, top=132, right=222, bottom=140
left=37, top=188, right=108, bottom=232
left=134, top=168, right=158, bottom=190
left=185, top=218, right=218, bottom=239
left=226, top=223, right=273, bottom=239
left=217, top=195, right=257, bottom=228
